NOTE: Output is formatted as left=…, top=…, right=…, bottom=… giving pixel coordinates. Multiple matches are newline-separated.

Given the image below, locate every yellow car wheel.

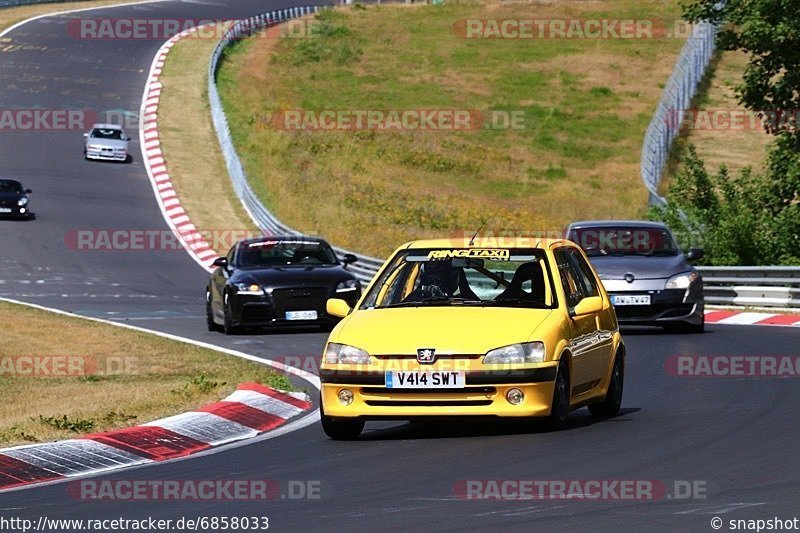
left=320, top=398, right=364, bottom=440
left=546, top=363, right=570, bottom=430
left=588, top=353, right=624, bottom=418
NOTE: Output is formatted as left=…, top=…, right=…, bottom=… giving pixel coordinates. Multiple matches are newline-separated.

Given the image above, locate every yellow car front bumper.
left=320, top=363, right=559, bottom=419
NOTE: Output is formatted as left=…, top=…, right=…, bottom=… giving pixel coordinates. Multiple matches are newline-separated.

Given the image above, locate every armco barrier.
left=697, top=266, right=800, bottom=309
left=641, top=20, right=719, bottom=206
left=207, top=7, right=383, bottom=285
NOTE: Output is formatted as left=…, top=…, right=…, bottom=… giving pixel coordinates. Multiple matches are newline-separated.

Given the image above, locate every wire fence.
left=641, top=21, right=719, bottom=206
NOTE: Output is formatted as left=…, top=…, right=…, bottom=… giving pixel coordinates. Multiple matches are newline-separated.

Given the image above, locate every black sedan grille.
left=272, top=287, right=328, bottom=314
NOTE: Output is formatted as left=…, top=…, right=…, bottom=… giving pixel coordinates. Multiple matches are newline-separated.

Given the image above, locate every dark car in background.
left=206, top=236, right=361, bottom=334
left=566, top=220, right=705, bottom=333
left=0, top=179, right=32, bottom=220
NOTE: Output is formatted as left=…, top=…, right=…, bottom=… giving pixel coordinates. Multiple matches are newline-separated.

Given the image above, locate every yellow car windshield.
left=361, top=249, right=556, bottom=309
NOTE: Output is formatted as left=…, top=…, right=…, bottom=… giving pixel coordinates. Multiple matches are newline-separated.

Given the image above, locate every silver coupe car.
left=83, top=123, right=130, bottom=162
left=566, top=220, right=705, bottom=333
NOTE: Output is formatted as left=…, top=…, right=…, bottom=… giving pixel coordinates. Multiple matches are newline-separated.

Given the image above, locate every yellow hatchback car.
left=319, top=238, right=625, bottom=439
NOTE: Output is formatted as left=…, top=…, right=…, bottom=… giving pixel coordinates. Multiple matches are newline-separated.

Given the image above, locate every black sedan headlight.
left=234, top=282, right=265, bottom=295
left=336, top=279, right=359, bottom=293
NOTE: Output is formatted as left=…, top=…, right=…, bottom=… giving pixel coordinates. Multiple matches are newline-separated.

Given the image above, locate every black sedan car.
left=566, top=220, right=705, bottom=333
left=206, top=236, right=361, bottom=334
left=0, top=179, right=32, bottom=220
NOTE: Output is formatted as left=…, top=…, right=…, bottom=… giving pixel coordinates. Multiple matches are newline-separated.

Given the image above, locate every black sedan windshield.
left=236, top=239, right=339, bottom=267
left=0, top=180, right=23, bottom=193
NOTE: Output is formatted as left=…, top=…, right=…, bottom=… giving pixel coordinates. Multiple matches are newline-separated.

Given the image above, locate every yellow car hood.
left=333, top=306, right=553, bottom=355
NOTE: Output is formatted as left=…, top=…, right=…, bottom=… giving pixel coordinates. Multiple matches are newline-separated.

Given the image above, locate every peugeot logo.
left=624, top=273, right=636, bottom=284
left=417, top=348, right=436, bottom=364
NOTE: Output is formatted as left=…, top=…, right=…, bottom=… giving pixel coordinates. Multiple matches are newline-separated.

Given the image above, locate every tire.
left=685, top=319, right=705, bottom=334
left=589, top=352, right=624, bottom=418
left=320, top=401, right=364, bottom=440
left=206, top=291, right=220, bottom=332
left=545, top=362, right=570, bottom=430
left=222, top=292, right=239, bottom=336
left=664, top=319, right=705, bottom=334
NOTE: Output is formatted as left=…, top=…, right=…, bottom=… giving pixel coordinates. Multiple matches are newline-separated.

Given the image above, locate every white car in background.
left=83, top=124, right=130, bottom=162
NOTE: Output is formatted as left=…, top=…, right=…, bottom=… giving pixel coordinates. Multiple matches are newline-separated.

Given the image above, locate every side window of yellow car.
left=567, top=248, right=600, bottom=299
left=554, top=248, right=582, bottom=309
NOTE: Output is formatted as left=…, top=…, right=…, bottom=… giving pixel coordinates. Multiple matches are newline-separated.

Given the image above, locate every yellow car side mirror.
left=571, top=296, right=604, bottom=317
left=326, top=298, right=352, bottom=318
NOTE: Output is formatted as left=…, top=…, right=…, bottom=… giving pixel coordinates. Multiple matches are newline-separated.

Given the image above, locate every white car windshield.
left=91, top=128, right=125, bottom=140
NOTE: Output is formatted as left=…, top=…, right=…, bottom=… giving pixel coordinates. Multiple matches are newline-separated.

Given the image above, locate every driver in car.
left=403, top=259, right=479, bottom=302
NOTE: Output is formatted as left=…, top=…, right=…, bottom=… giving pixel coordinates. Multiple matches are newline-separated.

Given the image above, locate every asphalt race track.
left=0, top=2, right=799, bottom=531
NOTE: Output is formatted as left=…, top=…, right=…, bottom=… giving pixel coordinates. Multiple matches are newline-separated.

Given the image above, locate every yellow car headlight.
left=484, top=342, right=545, bottom=365
left=324, top=342, right=371, bottom=365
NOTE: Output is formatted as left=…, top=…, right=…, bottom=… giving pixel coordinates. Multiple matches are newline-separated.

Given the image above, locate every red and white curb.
left=139, top=26, right=223, bottom=273
left=0, top=383, right=311, bottom=492
left=705, top=309, right=800, bottom=327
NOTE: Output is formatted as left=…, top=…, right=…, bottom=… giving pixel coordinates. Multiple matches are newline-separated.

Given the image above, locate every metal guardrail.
left=207, top=8, right=384, bottom=285
left=697, top=266, right=800, bottom=308
left=641, top=21, right=719, bottom=206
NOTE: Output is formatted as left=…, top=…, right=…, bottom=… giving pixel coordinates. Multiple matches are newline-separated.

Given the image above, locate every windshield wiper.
left=489, top=298, right=548, bottom=308
left=384, top=296, right=484, bottom=308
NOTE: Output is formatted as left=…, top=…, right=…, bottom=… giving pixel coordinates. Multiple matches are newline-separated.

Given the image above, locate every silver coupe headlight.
left=665, top=271, right=698, bottom=290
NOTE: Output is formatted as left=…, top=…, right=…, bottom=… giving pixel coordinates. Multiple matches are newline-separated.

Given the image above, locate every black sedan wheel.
left=206, top=291, right=220, bottom=332
left=222, top=292, right=239, bottom=336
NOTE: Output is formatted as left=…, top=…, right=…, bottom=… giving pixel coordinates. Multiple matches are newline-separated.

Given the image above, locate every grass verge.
left=157, top=23, right=258, bottom=249
left=215, top=0, right=687, bottom=257
left=0, top=300, right=294, bottom=447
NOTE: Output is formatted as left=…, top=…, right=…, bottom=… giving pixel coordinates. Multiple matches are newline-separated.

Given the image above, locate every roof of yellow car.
left=403, top=237, right=576, bottom=249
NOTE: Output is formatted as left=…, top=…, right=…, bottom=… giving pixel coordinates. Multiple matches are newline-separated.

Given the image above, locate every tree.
left=683, top=0, right=800, bottom=139
left=651, top=144, right=800, bottom=266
